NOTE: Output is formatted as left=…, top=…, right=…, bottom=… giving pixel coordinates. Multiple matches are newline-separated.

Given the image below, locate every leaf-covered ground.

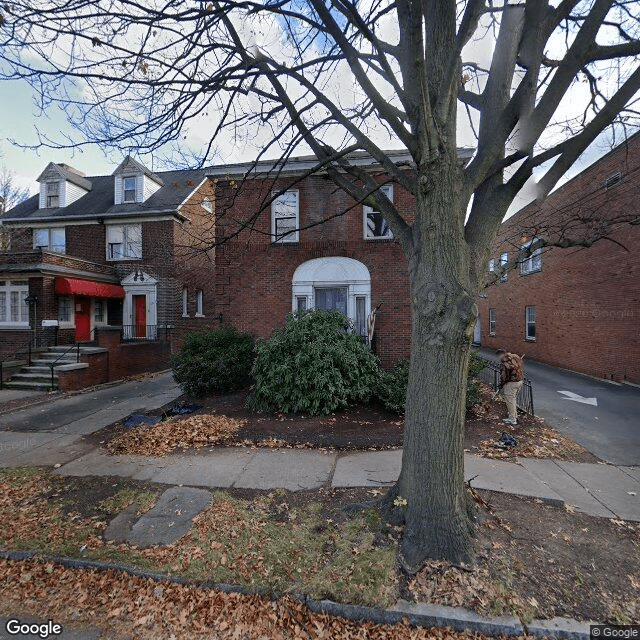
left=87, top=382, right=596, bottom=463
left=0, top=467, right=638, bottom=638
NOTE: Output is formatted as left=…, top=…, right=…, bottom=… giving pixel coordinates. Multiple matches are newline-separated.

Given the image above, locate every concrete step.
left=2, top=380, right=55, bottom=391
left=11, top=372, right=58, bottom=382
left=31, top=358, right=76, bottom=367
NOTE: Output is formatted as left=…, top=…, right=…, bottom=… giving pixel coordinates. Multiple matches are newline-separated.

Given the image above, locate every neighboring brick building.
left=478, top=133, right=640, bottom=384
left=206, top=151, right=425, bottom=367
left=0, top=156, right=216, bottom=369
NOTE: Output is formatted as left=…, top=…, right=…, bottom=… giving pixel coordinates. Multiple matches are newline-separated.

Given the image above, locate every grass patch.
left=99, top=488, right=158, bottom=516
left=0, top=472, right=397, bottom=608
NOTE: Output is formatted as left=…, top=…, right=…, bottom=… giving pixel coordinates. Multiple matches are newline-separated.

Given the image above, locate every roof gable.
left=113, top=156, right=164, bottom=187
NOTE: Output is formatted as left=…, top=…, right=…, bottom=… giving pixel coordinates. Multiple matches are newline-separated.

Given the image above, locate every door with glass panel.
left=314, top=288, right=347, bottom=316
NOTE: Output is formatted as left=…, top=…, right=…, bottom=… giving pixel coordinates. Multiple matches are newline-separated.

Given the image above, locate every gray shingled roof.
left=1, top=169, right=206, bottom=223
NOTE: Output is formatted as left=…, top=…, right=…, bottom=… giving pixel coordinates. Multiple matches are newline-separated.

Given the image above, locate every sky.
left=0, top=15, right=623, bottom=215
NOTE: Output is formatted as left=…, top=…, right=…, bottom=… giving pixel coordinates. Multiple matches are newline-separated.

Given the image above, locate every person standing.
left=497, top=349, right=524, bottom=425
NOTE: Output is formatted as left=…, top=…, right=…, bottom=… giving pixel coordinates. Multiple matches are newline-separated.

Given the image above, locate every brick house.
left=206, top=151, right=427, bottom=368
left=477, top=133, right=640, bottom=384
left=0, top=156, right=216, bottom=386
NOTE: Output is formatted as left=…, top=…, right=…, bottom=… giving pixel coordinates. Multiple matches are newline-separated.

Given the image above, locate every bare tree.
left=1, top=0, right=639, bottom=569
left=0, top=166, right=31, bottom=215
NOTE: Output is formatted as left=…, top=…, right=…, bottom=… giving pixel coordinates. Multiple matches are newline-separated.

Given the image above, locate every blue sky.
left=0, top=75, right=615, bottom=212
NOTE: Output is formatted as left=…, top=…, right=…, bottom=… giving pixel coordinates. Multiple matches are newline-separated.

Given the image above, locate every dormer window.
left=46, top=182, right=59, bottom=208
left=123, top=176, right=137, bottom=203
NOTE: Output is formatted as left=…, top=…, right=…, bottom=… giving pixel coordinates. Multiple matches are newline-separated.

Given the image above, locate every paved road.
left=479, top=350, right=640, bottom=466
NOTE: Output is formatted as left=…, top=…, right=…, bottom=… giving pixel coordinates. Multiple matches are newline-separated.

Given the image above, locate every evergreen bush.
left=249, top=309, right=379, bottom=416
left=376, top=359, right=409, bottom=414
left=374, top=351, right=488, bottom=415
left=171, top=327, right=255, bottom=396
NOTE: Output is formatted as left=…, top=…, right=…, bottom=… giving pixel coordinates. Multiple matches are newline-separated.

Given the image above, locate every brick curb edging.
left=0, top=551, right=592, bottom=639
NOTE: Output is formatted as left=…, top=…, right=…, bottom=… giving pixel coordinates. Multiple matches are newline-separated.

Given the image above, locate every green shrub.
left=374, top=351, right=488, bottom=415
left=376, top=359, right=409, bottom=414
left=466, top=351, right=487, bottom=411
left=249, top=309, right=379, bottom=416
left=171, top=327, right=255, bottom=396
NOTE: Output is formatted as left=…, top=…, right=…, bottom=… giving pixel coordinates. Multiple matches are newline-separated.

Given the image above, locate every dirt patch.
left=84, top=383, right=596, bottom=462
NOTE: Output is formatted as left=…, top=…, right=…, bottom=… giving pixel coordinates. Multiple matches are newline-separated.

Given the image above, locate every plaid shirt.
left=500, top=353, right=524, bottom=386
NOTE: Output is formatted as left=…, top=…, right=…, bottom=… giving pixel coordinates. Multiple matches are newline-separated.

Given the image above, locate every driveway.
left=479, top=349, right=640, bottom=466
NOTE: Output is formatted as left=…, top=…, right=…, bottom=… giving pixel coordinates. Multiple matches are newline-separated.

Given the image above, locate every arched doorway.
left=292, top=257, right=371, bottom=337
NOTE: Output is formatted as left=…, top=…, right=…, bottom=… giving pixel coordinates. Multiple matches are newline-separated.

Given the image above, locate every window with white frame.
left=123, top=176, right=137, bottom=203
left=520, top=238, right=542, bottom=275
left=500, top=252, right=508, bottom=282
left=488, top=258, right=496, bottom=273
left=525, top=306, right=536, bottom=340
left=364, top=185, right=393, bottom=240
left=201, top=197, right=212, bottom=213
left=107, top=224, right=142, bottom=260
left=46, top=181, right=60, bottom=208
left=195, top=290, right=204, bottom=316
left=33, top=227, right=66, bottom=253
left=58, top=296, right=72, bottom=324
left=94, top=300, right=105, bottom=324
left=0, top=280, right=29, bottom=325
left=489, top=309, right=496, bottom=335
left=272, top=190, right=299, bottom=243
left=296, top=296, right=307, bottom=313
left=182, top=287, right=188, bottom=317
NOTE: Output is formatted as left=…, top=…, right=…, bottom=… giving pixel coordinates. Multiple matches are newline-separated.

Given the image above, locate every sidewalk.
left=1, top=373, right=639, bottom=521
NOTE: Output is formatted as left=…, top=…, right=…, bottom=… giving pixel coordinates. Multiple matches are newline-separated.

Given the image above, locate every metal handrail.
left=48, top=328, right=97, bottom=390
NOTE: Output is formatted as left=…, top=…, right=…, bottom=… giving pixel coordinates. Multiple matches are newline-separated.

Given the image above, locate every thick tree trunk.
left=381, top=157, right=478, bottom=572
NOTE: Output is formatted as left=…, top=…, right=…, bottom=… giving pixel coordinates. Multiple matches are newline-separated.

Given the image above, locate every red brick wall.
left=211, top=175, right=415, bottom=368
left=478, top=134, right=640, bottom=384
left=107, top=341, right=171, bottom=381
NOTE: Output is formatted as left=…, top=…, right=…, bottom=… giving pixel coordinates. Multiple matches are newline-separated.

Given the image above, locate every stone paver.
left=332, top=449, right=402, bottom=487
left=464, top=455, right=564, bottom=505
left=518, top=458, right=617, bottom=518
left=555, top=461, right=640, bottom=521
left=126, top=486, right=212, bottom=547
left=234, top=448, right=336, bottom=490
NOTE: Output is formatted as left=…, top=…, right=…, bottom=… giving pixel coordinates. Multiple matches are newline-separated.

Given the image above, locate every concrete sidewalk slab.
left=621, top=466, right=640, bottom=483
left=332, top=449, right=402, bottom=487
left=518, top=458, right=616, bottom=518
left=127, top=486, right=213, bottom=547
left=0, top=432, right=92, bottom=468
left=464, top=455, right=564, bottom=505
left=54, top=450, right=171, bottom=480
left=555, top=461, right=640, bottom=521
left=149, top=449, right=257, bottom=487
left=234, top=448, right=336, bottom=490
left=0, top=372, right=181, bottom=434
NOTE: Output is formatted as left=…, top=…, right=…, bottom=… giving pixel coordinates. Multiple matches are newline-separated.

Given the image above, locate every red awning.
left=55, top=277, right=125, bottom=299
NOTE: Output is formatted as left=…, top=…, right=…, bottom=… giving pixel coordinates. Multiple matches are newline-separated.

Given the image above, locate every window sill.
left=364, top=236, right=394, bottom=241
left=182, top=314, right=190, bottom=318
left=107, top=257, right=142, bottom=262
left=0, top=324, right=30, bottom=330
left=195, top=313, right=205, bottom=318
left=525, top=338, right=536, bottom=342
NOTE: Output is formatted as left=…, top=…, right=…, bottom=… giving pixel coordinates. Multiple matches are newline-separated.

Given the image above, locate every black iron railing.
left=0, top=337, right=37, bottom=390
left=476, top=358, right=535, bottom=416
left=121, top=325, right=159, bottom=341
